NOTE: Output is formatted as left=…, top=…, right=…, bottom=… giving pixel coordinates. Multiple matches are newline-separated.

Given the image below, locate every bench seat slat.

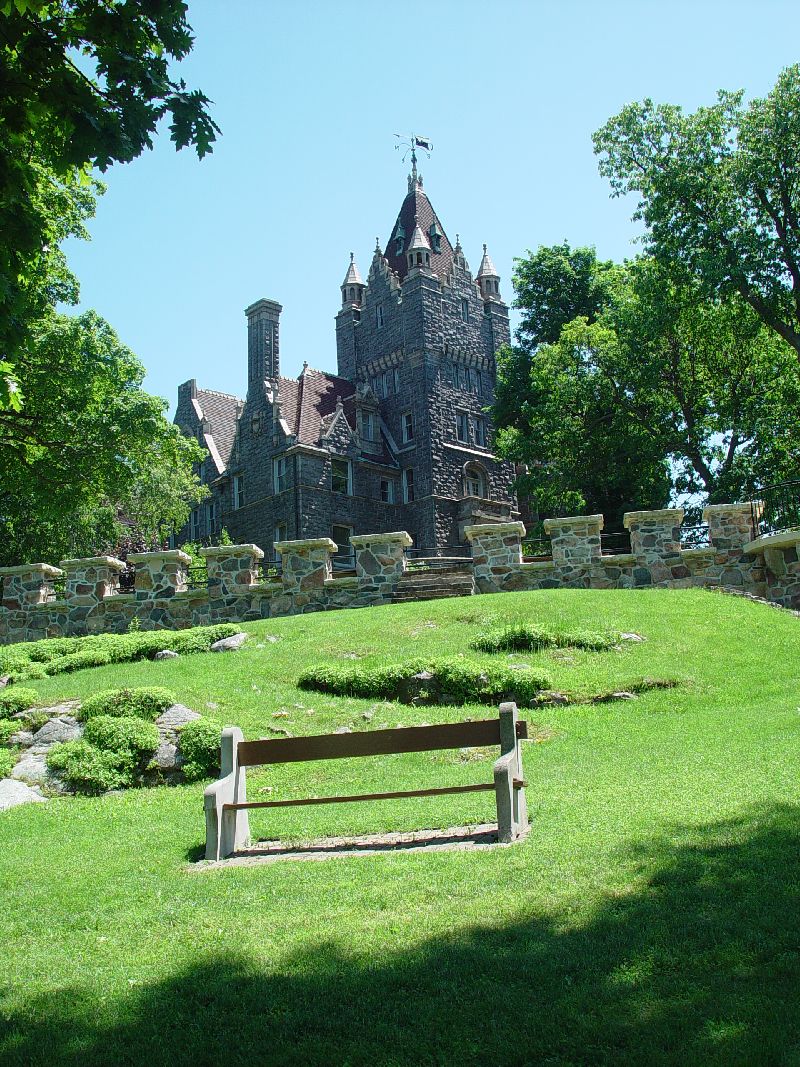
left=223, top=779, right=527, bottom=811
left=237, top=718, right=527, bottom=767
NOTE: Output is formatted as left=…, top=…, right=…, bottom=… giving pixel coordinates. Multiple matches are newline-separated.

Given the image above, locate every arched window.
left=464, top=464, right=486, bottom=499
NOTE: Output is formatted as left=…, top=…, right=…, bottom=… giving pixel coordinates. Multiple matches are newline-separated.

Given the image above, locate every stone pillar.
left=275, top=537, right=336, bottom=593
left=350, top=531, right=412, bottom=588
left=0, top=563, right=63, bottom=609
left=543, top=514, right=604, bottom=568
left=201, top=544, right=264, bottom=599
left=623, top=508, right=684, bottom=584
left=465, top=522, right=525, bottom=589
left=127, top=550, right=191, bottom=601
left=704, top=502, right=760, bottom=555
left=59, top=555, right=127, bottom=628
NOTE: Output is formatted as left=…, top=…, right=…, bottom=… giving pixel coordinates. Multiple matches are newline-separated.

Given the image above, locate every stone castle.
left=173, top=163, right=518, bottom=558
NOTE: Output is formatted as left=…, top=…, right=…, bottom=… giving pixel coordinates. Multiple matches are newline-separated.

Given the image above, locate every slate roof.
left=195, top=388, right=241, bottom=469
left=383, top=180, right=454, bottom=282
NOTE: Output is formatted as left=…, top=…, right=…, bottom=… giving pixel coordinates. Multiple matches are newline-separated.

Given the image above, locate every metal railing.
left=259, top=559, right=282, bottom=582
left=119, top=566, right=136, bottom=594
left=45, top=577, right=67, bottom=603
left=752, top=479, right=800, bottom=538
left=600, top=531, right=632, bottom=556
left=405, top=545, right=472, bottom=570
left=186, top=564, right=208, bottom=590
left=521, top=538, right=552, bottom=560
left=680, top=523, right=711, bottom=548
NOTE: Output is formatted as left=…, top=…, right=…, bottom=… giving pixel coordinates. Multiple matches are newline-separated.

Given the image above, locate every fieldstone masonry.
left=1, top=501, right=798, bottom=645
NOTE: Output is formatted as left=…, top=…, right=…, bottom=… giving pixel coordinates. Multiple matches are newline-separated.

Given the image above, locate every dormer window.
left=360, top=411, right=376, bottom=441
left=428, top=221, right=442, bottom=254
left=394, top=222, right=405, bottom=256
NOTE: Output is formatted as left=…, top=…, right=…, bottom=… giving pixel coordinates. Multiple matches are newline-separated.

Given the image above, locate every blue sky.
left=65, top=0, right=800, bottom=412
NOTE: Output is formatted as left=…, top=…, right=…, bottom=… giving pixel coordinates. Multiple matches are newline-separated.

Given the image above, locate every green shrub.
left=44, top=649, right=112, bottom=675
left=78, top=687, right=176, bottom=722
left=0, top=720, right=20, bottom=745
left=83, top=715, right=160, bottom=759
left=299, top=659, right=550, bottom=707
left=46, top=740, right=131, bottom=794
left=471, top=624, right=619, bottom=654
left=0, top=748, right=16, bottom=777
left=25, top=637, right=83, bottom=663
left=178, top=718, right=221, bottom=781
left=0, top=687, right=39, bottom=717
left=19, top=710, right=51, bottom=732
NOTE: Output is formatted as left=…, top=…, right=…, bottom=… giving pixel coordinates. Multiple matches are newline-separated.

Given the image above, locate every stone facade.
left=173, top=169, right=519, bottom=557
left=2, top=503, right=798, bottom=647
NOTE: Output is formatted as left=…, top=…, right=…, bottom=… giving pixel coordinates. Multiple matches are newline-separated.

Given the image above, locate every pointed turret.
left=406, top=214, right=432, bottom=274
left=476, top=243, right=502, bottom=301
left=341, top=252, right=366, bottom=308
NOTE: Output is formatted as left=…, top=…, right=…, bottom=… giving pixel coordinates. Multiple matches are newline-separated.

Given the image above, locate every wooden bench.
left=203, top=702, right=529, bottom=860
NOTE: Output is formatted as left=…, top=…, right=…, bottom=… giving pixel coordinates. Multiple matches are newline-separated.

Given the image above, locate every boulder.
left=153, top=741, right=180, bottom=770
left=210, top=632, right=248, bottom=652
left=156, top=704, right=201, bottom=731
left=31, top=716, right=82, bottom=748
left=0, top=676, right=10, bottom=689
left=11, top=753, right=50, bottom=786
left=8, top=730, right=34, bottom=748
left=155, top=650, right=180, bottom=660
left=0, top=779, right=47, bottom=811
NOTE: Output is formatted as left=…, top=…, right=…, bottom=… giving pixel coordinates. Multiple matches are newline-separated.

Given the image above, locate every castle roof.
left=341, top=252, right=364, bottom=287
left=476, top=243, right=499, bottom=279
left=383, top=179, right=454, bottom=282
left=194, top=387, right=241, bottom=470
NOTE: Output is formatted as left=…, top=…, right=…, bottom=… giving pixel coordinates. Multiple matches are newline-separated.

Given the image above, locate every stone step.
left=392, top=589, right=473, bottom=602
left=397, top=570, right=474, bottom=586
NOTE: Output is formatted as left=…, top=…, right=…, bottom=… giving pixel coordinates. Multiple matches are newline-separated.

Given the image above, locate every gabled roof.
left=194, top=388, right=241, bottom=469
left=383, top=179, right=454, bottom=282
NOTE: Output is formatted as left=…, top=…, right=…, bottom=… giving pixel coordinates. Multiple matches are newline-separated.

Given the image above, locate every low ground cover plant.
left=78, top=687, right=176, bottom=722
left=0, top=687, right=39, bottom=717
left=178, top=719, right=221, bottom=781
left=46, top=740, right=133, bottom=794
left=472, top=623, right=619, bottom=654
left=0, top=748, right=16, bottom=777
left=0, top=624, right=240, bottom=684
left=299, top=658, right=551, bottom=706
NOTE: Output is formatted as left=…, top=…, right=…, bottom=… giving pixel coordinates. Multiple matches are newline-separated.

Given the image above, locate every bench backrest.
left=236, top=717, right=528, bottom=768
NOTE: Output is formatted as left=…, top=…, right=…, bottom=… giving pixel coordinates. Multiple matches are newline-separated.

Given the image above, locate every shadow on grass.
left=3, top=804, right=799, bottom=1066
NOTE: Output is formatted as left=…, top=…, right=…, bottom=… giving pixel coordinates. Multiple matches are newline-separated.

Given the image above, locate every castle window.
left=274, top=523, right=287, bottom=546
left=331, top=457, right=352, bottom=495
left=393, top=367, right=401, bottom=393
left=332, top=525, right=353, bottom=568
left=381, top=370, right=390, bottom=397
left=461, top=297, right=470, bottom=323
left=361, top=411, right=376, bottom=441
left=402, top=468, right=414, bottom=503
left=380, top=478, right=394, bottom=504
left=401, top=411, right=414, bottom=443
left=190, top=507, right=201, bottom=539
left=474, top=416, right=487, bottom=448
left=273, top=456, right=287, bottom=493
left=376, top=305, right=385, bottom=329
left=207, top=501, right=218, bottom=533
left=456, top=411, right=469, bottom=443
left=465, top=465, right=486, bottom=498
left=233, top=475, right=245, bottom=510
left=453, top=363, right=462, bottom=389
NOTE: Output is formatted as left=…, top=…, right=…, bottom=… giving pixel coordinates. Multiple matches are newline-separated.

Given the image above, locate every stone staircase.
left=392, top=560, right=475, bottom=604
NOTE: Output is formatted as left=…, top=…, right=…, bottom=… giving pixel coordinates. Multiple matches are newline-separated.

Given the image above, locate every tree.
left=0, top=0, right=219, bottom=398
left=0, top=309, right=206, bottom=566
left=593, top=64, right=800, bottom=364
left=497, top=259, right=800, bottom=528
left=494, top=244, right=670, bottom=525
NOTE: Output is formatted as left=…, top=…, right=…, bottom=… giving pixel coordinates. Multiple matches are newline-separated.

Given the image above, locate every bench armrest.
left=203, top=727, right=249, bottom=861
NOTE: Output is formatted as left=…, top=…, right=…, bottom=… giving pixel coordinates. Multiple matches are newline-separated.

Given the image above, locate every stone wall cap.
left=200, top=544, right=265, bottom=560
left=703, top=501, right=761, bottom=519
left=623, top=508, right=685, bottom=528
left=681, top=547, right=716, bottom=559
left=464, top=521, right=526, bottom=542
left=543, top=514, right=604, bottom=533
left=518, top=560, right=555, bottom=572
left=59, top=556, right=126, bottom=571
left=324, top=576, right=359, bottom=588
left=0, top=563, right=63, bottom=577
left=743, top=528, right=800, bottom=555
left=127, top=550, right=192, bottom=565
left=600, top=553, right=636, bottom=565
left=349, top=531, right=413, bottom=548
left=274, top=537, right=337, bottom=554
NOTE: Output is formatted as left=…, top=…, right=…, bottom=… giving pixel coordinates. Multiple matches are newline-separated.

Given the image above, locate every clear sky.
left=64, top=0, right=800, bottom=413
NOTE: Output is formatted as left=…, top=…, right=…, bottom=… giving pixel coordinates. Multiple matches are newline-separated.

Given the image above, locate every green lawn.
left=1, top=589, right=799, bottom=1066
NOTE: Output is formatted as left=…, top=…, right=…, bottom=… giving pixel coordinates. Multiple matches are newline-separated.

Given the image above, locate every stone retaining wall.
left=1, top=503, right=797, bottom=645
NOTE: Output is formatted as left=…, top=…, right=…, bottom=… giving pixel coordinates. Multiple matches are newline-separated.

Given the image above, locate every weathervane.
left=394, top=133, right=433, bottom=182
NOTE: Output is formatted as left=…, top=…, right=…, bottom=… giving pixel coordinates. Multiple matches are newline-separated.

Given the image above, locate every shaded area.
left=3, top=805, right=799, bottom=1066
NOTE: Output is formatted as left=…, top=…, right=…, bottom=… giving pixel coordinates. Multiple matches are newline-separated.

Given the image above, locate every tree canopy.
left=0, top=0, right=219, bottom=396
left=0, top=309, right=206, bottom=567
left=594, top=64, right=800, bottom=363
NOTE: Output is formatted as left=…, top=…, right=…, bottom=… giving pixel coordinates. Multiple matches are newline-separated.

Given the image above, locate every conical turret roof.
left=476, top=243, right=499, bottom=279
left=383, top=178, right=454, bottom=281
left=341, top=252, right=364, bottom=287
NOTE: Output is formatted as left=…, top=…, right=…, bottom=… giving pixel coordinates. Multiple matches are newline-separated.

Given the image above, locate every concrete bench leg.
left=203, top=727, right=250, bottom=860
left=494, top=702, right=528, bottom=843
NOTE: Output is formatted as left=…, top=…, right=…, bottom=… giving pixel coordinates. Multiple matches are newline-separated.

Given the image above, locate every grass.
left=1, top=588, right=799, bottom=1066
